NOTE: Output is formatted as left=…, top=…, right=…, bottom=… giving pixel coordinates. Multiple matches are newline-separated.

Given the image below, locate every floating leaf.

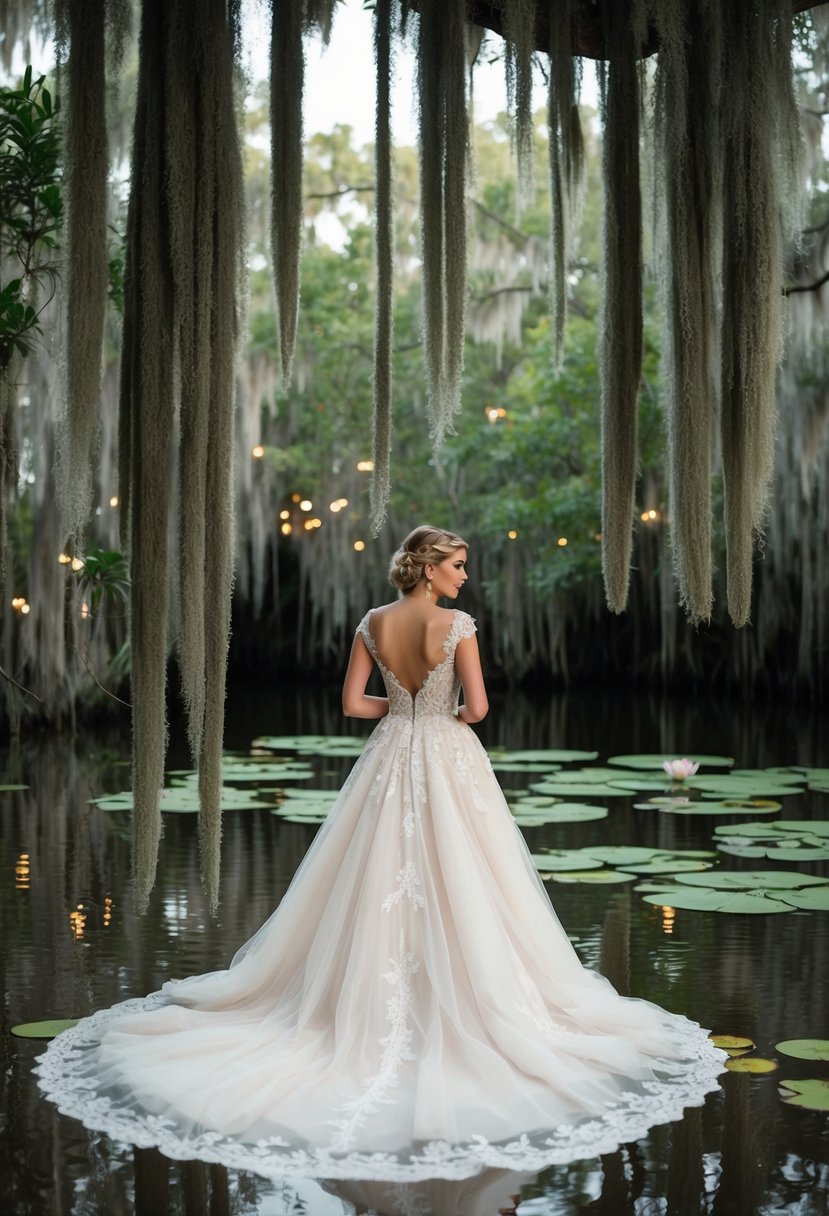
left=490, top=761, right=562, bottom=773
left=531, top=851, right=604, bottom=872
left=728, top=769, right=804, bottom=782
left=710, top=1034, right=755, bottom=1052
left=91, top=788, right=273, bottom=813
left=776, top=887, right=829, bottom=910
left=618, top=859, right=714, bottom=874
left=674, top=799, right=782, bottom=816
left=277, top=788, right=338, bottom=802
left=12, top=1019, right=78, bottom=1038
left=529, top=783, right=625, bottom=798
left=773, top=820, right=829, bottom=838
left=675, top=870, right=827, bottom=891
left=607, top=753, right=734, bottom=770
left=579, top=846, right=666, bottom=865
left=607, top=777, right=674, bottom=792
left=726, top=1057, right=779, bottom=1074
left=775, top=1039, right=829, bottom=1061
left=490, top=749, right=599, bottom=763
left=550, top=870, right=638, bottom=884
left=640, top=887, right=793, bottom=913
left=778, top=1079, right=829, bottom=1111
left=688, top=776, right=803, bottom=798
left=0, top=784, right=29, bottom=792
left=524, top=802, right=609, bottom=823
left=279, top=814, right=328, bottom=824
left=633, top=796, right=693, bottom=809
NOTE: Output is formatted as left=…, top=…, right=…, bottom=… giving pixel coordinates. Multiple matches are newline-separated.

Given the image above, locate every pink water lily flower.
left=663, top=758, right=700, bottom=780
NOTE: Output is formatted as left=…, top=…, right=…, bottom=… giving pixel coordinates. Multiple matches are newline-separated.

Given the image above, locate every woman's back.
left=367, top=602, right=457, bottom=698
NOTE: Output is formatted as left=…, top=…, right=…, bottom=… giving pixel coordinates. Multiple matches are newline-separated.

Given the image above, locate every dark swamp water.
left=1, top=679, right=828, bottom=1216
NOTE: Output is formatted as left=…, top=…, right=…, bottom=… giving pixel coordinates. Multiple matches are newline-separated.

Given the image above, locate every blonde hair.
left=388, top=525, right=468, bottom=593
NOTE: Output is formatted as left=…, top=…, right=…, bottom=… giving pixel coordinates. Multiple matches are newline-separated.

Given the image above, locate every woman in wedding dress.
left=36, top=525, right=725, bottom=1185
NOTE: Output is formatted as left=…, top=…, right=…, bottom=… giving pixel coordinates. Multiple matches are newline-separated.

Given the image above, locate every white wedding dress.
left=36, top=609, right=725, bottom=1182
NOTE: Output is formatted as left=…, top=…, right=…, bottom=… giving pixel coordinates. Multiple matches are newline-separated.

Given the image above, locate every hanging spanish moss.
left=305, top=0, right=339, bottom=45
left=196, top=2, right=243, bottom=910
left=112, top=0, right=243, bottom=910
left=719, top=0, right=798, bottom=626
left=547, top=0, right=583, bottom=367
left=501, top=0, right=537, bottom=206
left=417, top=0, right=469, bottom=447
left=270, top=0, right=305, bottom=390
left=369, top=0, right=394, bottom=535
left=597, top=1, right=644, bottom=614
left=121, top=0, right=174, bottom=911
left=652, top=0, right=720, bottom=624
left=54, top=0, right=109, bottom=548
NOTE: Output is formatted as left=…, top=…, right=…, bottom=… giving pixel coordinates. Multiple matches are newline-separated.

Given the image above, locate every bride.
left=36, top=524, right=725, bottom=1183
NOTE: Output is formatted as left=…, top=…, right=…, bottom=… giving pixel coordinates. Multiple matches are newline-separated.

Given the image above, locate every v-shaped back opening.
left=366, top=610, right=457, bottom=700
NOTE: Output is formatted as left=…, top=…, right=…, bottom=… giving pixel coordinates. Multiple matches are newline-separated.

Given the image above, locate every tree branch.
left=783, top=269, right=829, bottom=296
left=306, top=184, right=374, bottom=200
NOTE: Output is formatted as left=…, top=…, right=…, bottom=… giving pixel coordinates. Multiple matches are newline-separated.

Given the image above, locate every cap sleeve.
left=451, top=610, right=477, bottom=645
left=355, top=610, right=377, bottom=660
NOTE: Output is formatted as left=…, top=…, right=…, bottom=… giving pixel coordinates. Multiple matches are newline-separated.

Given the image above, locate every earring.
left=425, top=578, right=432, bottom=599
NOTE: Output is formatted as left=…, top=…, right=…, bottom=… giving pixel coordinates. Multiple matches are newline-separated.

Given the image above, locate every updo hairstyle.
left=388, top=525, right=468, bottom=593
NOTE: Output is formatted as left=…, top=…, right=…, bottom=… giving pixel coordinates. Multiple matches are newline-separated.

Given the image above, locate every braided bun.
left=388, top=525, right=469, bottom=593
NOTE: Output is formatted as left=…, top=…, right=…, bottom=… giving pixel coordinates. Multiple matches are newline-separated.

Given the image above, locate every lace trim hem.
left=35, top=993, right=726, bottom=1183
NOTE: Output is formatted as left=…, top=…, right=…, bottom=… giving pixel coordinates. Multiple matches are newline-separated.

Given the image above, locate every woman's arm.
left=341, top=633, right=390, bottom=719
left=454, top=634, right=489, bottom=723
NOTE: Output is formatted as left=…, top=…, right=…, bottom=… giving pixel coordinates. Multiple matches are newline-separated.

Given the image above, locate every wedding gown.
left=36, top=609, right=725, bottom=1182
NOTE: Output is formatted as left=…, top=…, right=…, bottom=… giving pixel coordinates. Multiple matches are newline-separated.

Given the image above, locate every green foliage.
left=74, top=549, right=130, bottom=613
left=0, top=66, right=62, bottom=371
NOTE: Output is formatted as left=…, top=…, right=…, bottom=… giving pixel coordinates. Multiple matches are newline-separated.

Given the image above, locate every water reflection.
left=0, top=687, right=828, bottom=1214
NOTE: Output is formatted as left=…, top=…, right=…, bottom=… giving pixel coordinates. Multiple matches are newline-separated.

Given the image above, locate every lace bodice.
left=356, top=609, right=477, bottom=720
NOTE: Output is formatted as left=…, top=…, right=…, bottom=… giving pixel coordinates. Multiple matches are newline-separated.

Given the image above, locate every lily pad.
left=726, top=1057, right=779, bottom=1074
left=778, top=1079, right=829, bottom=1111
left=488, top=758, right=559, bottom=768
left=776, top=887, right=829, bottom=910
left=529, top=783, right=625, bottom=798
left=678, top=799, right=782, bottom=816
left=633, top=796, right=694, bottom=810
left=279, top=814, right=328, bottom=824
left=618, top=858, right=713, bottom=874
left=531, top=851, right=605, bottom=872
left=12, top=1019, right=79, bottom=1038
left=550, top=870, right=638, bottom=884
left=607, top=777, right=674, bottom=793
left=0, top=784, right=29, bottom=792
left=710, top=1034, right=755, bottom=1051
left=277, top=789, right=339, bottom=802
left=490, top=749, right=599, bottom=763
left=526, top=803, right=609, bottom=823
left=640, top=887, right=793, bottom=913
left=775, top=1039, right=829, bottom=1061
left=773, top=820, right=829, bottom=837
left=91, top=788, right=273, bottom=813
left=674, top=870, right=827, bottom=890
left=607, top=754, right=734, bottom=770
left=578, top=846, right=667, bottom=865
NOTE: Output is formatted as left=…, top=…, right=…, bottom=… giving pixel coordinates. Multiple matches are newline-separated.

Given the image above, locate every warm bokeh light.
left=291, top=492, right=301, bottom=502
left=252, top=444, right=265, bottom=459
left=353, top=540, right=365, bottom=552
left=58, top=552, right=71, bottom=564
left=279, top=509, right=290, bottom=520
left=20, top=604, right=30, bottom=614
left=81, top=601, right=90, bottom=620
left=15, top=852, right=30, bottom=890
left=330, top=498, right=349, bottom=512
left=357, top=460, right=374, bottom=472
left=486, top=406, right=507, bottom=423
left=300, top=499, right=313, bottom=511
left=507, top=530, right=518, bottom=540
left=281, top=522, right=292, bottom=535
left=661, top=905, right=676, bottom=935
left=71, top=557, right=84, bottom=572
left=557, top=537, right=568, bottom=547
left=594, top=532, right=602, bottom=542
left=109, top=495, right=119, bottom=507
